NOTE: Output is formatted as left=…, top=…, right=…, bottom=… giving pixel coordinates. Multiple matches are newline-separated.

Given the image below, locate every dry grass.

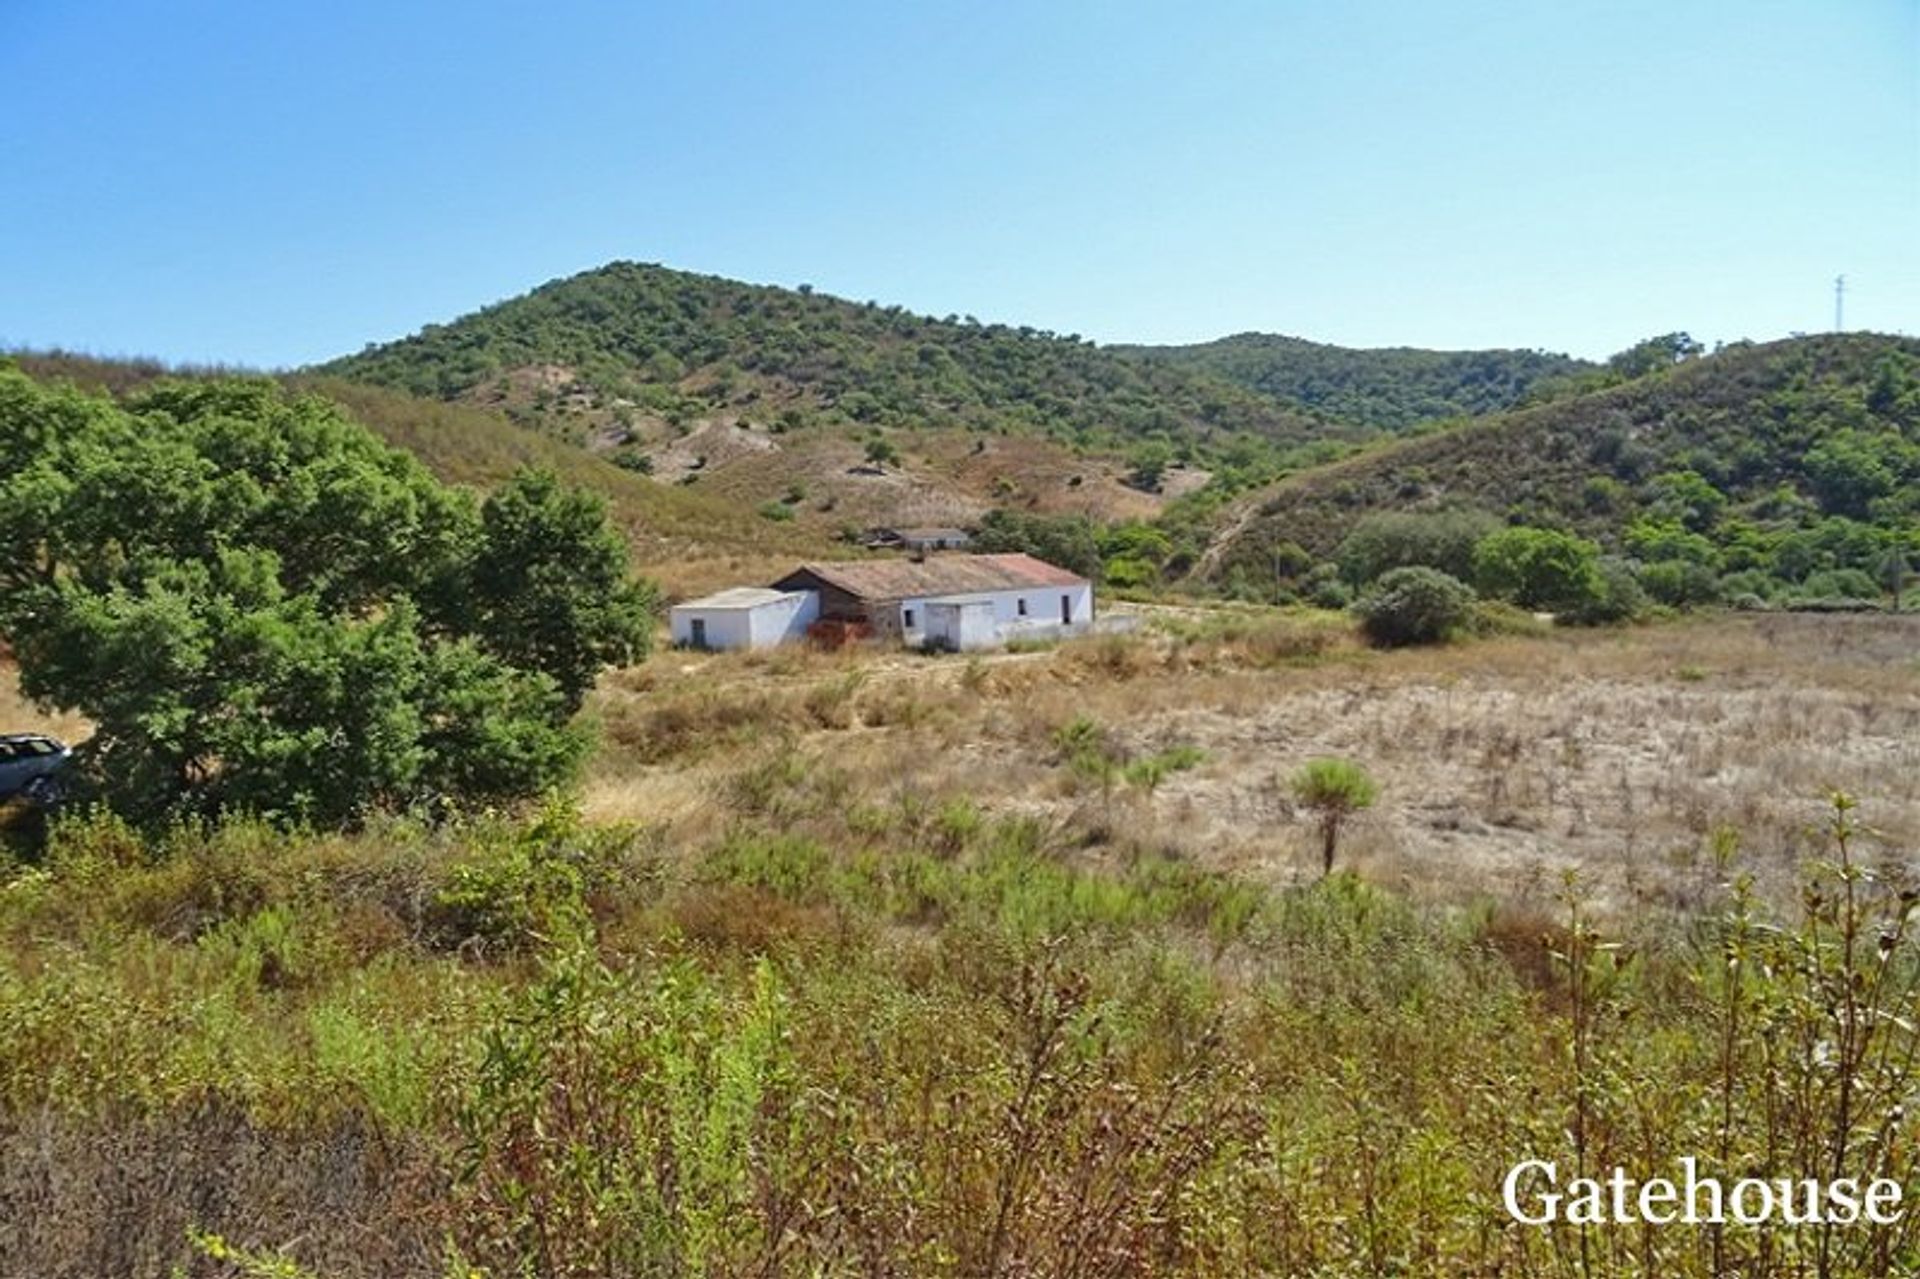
left=0, top=662, right=90, bottom=742
left=588, top=613, right=1920, bottom=919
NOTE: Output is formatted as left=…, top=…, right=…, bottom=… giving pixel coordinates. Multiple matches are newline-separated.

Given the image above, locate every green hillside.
left=317, top=261, right=1340, bottom=461
left=1199, top=334, right=1920, bottom=598
left=6, top=352, right=839, bottom=596
left=1121, top=332, right=1593, bottom=431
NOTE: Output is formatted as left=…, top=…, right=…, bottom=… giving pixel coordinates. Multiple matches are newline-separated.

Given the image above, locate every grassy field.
left=3, top=612, right=1919, bottom=1276
left=589, top=610, right=1920, bottom=917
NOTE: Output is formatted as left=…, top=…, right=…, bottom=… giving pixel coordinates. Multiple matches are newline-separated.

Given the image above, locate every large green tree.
left=0, top=368, right=654, bottom=824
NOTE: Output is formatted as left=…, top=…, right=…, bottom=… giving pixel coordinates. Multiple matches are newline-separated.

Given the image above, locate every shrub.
left=1303, top=564, right=1352, bottom=609
left=1469, top=600, right=1552, bottom=637
left=1795, top=567, right=1881, bottom=603
left=1716, top=568, right=1783, bottom=602
left=1336, top=509, right=1500, bottom=586
left=1288, top=757, right=1378, bottom=874
left=1560, top=557, right=1648, bottom=626
left=1470, top=526, right=1604, bottom=613
left=1637, top=558, right=1722, bottom=609
left=1353, top=567, right=1477, bottom=647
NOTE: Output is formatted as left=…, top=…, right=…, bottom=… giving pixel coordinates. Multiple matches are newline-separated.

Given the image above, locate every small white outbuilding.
left=669, top=587, right=820, bottom=651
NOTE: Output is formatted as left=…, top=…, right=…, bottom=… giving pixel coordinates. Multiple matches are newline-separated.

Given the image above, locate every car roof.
left=0, top=733, right=64, bottom=748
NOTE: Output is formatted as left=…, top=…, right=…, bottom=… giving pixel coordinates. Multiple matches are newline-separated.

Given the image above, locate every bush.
left=1637, top=559, right=1723, bottom=609
left=1470, top=526, right=1604, bottom=613
left=1353, top=567, right=1477, bottom=647
left=1560, top=557, right=1648, bottom=626
left=1303, top=564, right=1352, bottom=609
left=1795, top=568, right=1882, bottom=603
left=1717, top=568, right=1783, bottom=603
left=1288, top=757, right=1378, bottom=874
left=1336, top=509, right=1500, bottom=586
left=1470, top=600, right=1552, bottom=637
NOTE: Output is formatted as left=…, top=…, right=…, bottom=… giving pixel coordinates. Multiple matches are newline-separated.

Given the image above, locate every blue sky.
left=3, top=1, right=1915, bottom=366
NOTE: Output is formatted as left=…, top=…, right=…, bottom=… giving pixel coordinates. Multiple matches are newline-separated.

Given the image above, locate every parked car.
left=0, top=734, right=73, bottom=806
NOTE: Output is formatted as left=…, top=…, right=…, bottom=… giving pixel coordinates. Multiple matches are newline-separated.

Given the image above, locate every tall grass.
left=3, top=780, right=1919, bottom=1275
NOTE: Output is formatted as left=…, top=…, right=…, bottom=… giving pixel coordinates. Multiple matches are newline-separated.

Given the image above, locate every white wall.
left=745, top=592, right=820, bottom=646
left=670, top=592, right=819, bottom=650
left=899, top=584, right=1095, bottom=646
left=924, top=600, right=998, bottom=651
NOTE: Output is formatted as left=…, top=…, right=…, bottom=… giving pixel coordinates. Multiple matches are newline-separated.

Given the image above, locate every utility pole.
left=1835, top=274, right=1846, bottom=332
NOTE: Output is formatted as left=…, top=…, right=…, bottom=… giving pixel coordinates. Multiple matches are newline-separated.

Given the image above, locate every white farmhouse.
left=668, top=553, right=1098, bottom=652
left=770, top=553, right=1095, bottom=651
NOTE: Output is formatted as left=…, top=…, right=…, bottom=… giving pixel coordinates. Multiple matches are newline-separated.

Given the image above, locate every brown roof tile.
left=773, top=553, right=1086, bottom=601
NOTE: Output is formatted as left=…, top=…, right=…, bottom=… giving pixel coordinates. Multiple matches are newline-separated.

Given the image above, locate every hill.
left=318, top=261, right=1339, bottom=461
left=1197, top=333, right=1920, bottom=594
left=1120, top=332, right=1593, bottom=431
left=7, top=352, right=839, bottom=597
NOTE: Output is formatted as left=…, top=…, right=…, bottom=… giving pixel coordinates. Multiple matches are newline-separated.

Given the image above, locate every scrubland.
left=3, top=612, right=1919, bottom=1277
left=591, top=611, right=1920, bottom=915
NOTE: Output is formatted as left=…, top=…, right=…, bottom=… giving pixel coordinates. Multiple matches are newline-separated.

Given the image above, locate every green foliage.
left=1336, top=508, right=1500, bottom=585
left=0, top=371, right=644, bottom=824
left=1126, top=332, right=1591, bottom=431
left=1637, top=559, right=1723, bottom=609
left=1354, top=566, right=1477, bottom=647
left=457, top=468, right=656, bottom=713
left=1604, top=331, right=1704, bottom=379
left=1288, top=757, right=1378, bottom=874
left=1624, top=517, right=1724, bottom=569
left=1792, top=567, right=1883, bottom=605
left=1207, top=336, right=1920, bottom=604
left=9, top=784, right=1920, bottom=1275
left=1470, top=526, right=1604, bottom=613
left=1126, top=439, right=1173, bottom=491
left=971, top=509, right=1106, bottom=580
left=318, top=260, right=1327, bottom=464
left=862, top=436, right=899, bottom=467
left=1560, top=556, right=1649, bottom=626
left=1646, top=468, right=1726, bottom=532
left=1804, top=428, right=1913, bottom=518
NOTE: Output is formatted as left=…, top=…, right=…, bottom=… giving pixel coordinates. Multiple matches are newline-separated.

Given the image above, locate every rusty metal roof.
left=773, top=553, right=1086, bottom=601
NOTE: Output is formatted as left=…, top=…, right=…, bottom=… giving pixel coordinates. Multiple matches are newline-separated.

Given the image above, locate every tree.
left=1471, top=526, right=1604, bottom=613
left=1637, top=559, right=1722, bottom=609
left=1126, top=440, right=1173, bottom=492
left=0, top=371, right=648, bottom=825
left=1354, top=566, right=1476, bottom=647
left=460, top=469, right=657, bottom=713
left=1647, top=469, right=1726, bottom=533
left=863, top=437, right=899, bottom=468
left=972, top=509, right=1105, bottom=580
left=1336, top=509, right=1500, bottom=586
left=1805, top=431, right=1900, bottom=519
left=1560, top=557, right=1648, bottom=626
left=1606, top=332, right=1703, bottom=380
left=1290, top=758, right=1377, bottom=875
